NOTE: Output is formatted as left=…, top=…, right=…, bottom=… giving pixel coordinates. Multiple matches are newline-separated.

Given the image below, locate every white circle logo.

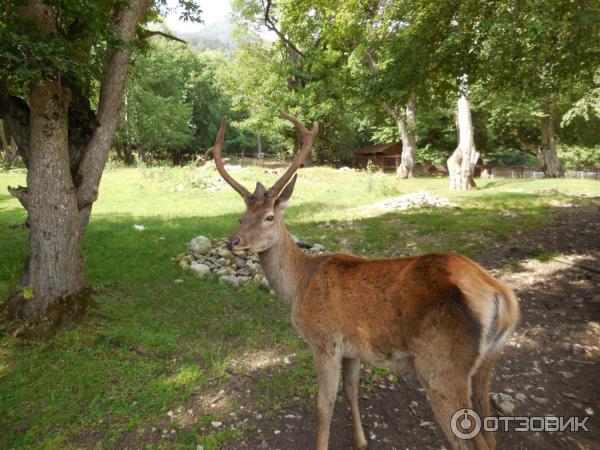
left=451, top=408, right=482, bottom=440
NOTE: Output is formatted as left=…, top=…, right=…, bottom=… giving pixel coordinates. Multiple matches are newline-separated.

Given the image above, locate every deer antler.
left=269, top=110, right=319, bottom=196
left=212, top=117, right=252, bottom=199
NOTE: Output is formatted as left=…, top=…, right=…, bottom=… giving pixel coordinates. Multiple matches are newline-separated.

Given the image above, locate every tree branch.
left=264, top=0, right=305, bottom=57
left=142, top=30, right=187, bottom=44
left=7, top=185, right=30, bottom=210
left=512, top=131, right=540, bottom=156
left=76, top=0, right=153, bottom=229
left=0, top=80, right=31, bottom=165
left=364, top=50, right=380, bottom=75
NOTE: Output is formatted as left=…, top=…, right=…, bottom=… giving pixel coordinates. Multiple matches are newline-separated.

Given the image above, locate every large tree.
left=231, top=0, right=372, bottom=163
left=479, top=0, right=599, bottom=177
left=303, top=0, right=430, bottom=178
left=0, top=0, right=200, bottom=322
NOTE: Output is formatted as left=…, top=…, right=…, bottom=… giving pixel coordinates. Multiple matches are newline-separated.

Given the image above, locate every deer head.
left=212, top=110, right=318, bottom=256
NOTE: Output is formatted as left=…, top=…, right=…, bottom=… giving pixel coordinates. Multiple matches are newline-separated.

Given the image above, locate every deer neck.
left=258, top=228, right=310, bottom=305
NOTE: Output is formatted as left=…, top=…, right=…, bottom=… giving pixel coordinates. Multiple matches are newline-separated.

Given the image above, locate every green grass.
left=1, top=166, right=599, bottom=449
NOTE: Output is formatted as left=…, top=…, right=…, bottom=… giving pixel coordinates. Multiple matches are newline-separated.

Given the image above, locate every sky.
left=165, top=0, right=232, bottom=33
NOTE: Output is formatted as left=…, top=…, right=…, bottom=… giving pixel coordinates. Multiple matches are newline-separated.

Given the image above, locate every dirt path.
left=225, top=204, right=600, bottom=450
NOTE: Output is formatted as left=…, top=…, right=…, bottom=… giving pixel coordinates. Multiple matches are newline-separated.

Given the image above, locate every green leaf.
left=23, top=286, right=33, bottom=300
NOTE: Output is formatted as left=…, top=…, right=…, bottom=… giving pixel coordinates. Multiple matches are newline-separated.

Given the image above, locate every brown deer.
left=212, top=111, right=519, bottom=450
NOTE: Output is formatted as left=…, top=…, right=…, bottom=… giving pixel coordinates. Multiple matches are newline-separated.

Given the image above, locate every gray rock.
left=260, top=277, right=270, bottom=290
left=493, top=393, right=515, bottom=414
left=190, top=263, right=210, bottom=277
left=217, top=257, right=227, bottom=266
left=571, top=344, right=586, bottom=355
left=419, top=421, right=436, bottom=431
left=219, top=275, right=241, bottom=289
left=188, top=236, right=212, bottom=255
left=237, top=269, right=251, bottom=277
left=312, top=243, right=325, bottom=252
left=218, top=248, right=233, bottom=259
left=289, top=234, right=300, bottom=244
left=498, top=400, right=516, bottom=415
left=515, top=393, right=527, bottom=401
left=235, top=257, right=247, bottom=269
left=559, top=371, right=575, bottom=379
left=297, top=240, right=313, bottom=249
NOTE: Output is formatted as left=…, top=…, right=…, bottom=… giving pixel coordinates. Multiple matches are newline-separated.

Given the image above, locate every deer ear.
left=276, top=174, right=297, bottom=209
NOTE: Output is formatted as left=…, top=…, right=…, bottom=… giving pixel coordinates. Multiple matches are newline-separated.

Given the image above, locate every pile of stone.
left=179, top=235, right=326, bottom=289
left=365, top=191, right=457, bottom=213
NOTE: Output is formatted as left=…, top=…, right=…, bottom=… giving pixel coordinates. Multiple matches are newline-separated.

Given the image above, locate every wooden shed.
left=353, top=142, right=403, bottom=171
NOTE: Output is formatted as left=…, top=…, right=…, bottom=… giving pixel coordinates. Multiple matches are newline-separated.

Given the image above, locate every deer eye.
left=265, top=215, right=275, bottom=222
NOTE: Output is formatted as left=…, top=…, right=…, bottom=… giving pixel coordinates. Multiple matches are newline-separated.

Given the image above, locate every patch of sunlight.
left=166, top=363, right=202, bottom=387
left=229, top=349, right=296, bottom=372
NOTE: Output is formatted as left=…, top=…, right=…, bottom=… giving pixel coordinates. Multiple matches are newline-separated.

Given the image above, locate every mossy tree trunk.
left=539, top=104, right=560, bottom=177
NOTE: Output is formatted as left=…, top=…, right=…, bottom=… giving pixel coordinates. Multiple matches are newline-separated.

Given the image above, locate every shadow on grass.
left=1, top=198, right=599, bottom=449
left=476, top=179, right=537, bottom=190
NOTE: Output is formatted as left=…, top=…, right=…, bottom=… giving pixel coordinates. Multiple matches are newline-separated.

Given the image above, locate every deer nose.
left=227, top=237, right=241, bottom=250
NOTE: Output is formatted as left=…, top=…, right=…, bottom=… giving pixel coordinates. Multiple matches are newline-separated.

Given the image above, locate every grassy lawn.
left=1, top=165, right=599, bottom=449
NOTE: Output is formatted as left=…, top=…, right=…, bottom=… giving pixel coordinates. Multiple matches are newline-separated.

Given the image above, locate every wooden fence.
left=486, top=166, right=600, bottom=180
left=229, top=154, right=600, bottom=180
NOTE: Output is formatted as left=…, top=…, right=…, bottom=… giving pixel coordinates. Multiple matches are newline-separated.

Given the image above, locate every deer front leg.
left=343, top=358, right=368, bottom=449
left=315, top=351, right=341, bottom=450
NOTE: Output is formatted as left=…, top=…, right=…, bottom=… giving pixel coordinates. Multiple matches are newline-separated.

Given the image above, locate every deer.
left=212, top=111, right=519, bottom=450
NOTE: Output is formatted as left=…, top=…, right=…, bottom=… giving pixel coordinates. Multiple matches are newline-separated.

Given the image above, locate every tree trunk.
left=2, top=0, right=151, bottom=324
left=396, top=94, right=417, bottom=178
left=0, top=121, right=18, bottom=167
left=539, top=105, right=560, bottom=177
left=448, top=92, right=479, bottom=191
left=21, top=81, right=85, bottom=319
left=171, top=149, right=184, bottom=166
left=0, top=120, right=8, bottom=157
left=257, top=133, right=262, bottom=159
left=9, top=137, right=19, bottom=165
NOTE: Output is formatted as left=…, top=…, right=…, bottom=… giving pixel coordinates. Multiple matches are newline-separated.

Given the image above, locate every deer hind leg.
left=342, top=358, right=368, bottom=449
left=314, top=351, right=342, bottom=450
left=413, top=351, right=491, bottom=450
left=471, top=358, right=497, bottom=449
